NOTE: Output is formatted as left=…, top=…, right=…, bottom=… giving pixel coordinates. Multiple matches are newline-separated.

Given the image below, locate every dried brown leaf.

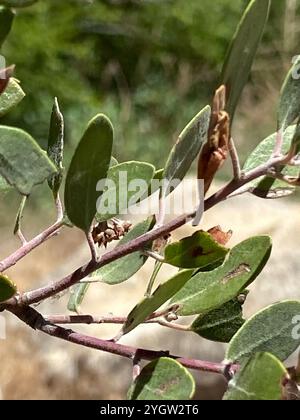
left=198, top=85, right=230, bottom=195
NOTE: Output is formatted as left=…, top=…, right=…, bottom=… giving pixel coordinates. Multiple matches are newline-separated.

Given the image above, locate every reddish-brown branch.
left=0, top=153, right=289, bottom=312
left=9, top=305, right=236, bottom=376
left=0, top=152, right=291, bottom=386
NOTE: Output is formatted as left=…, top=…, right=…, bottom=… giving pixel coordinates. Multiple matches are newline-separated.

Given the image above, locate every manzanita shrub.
left=0, top=0, right=300, bottom=401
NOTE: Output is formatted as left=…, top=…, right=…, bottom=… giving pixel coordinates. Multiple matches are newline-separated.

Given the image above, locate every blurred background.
left=1, top=0, right=298, bottom=166
left=1, top=0, right=300, bottom=400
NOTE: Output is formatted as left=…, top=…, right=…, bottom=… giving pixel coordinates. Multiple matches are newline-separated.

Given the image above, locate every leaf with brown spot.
left=164, top=230, right=229, bottom=269
left=171, top=236, right=272, bottom=316
left=222, top=264, right=251, bottom=285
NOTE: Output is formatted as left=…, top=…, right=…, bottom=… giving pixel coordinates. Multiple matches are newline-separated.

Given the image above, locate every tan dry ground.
left=1, top=182, right=300, bottom=400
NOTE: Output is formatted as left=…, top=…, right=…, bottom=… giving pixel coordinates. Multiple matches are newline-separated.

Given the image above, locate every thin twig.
left=273, top=128, right=284, bottom=157
left=44, top=312, right=189, bottom=334
left=79, top=277, right=102, bottom=284
left=157, top=319, right=191, bottom=332
left=1, top=152, right=289, bottom=308
left=9, top=305, right=236, bottom=376
left=227, top=185, right=252, bottom=199
left=143, top=250, right=165, bottom=263
left=0, top=219, right=64, bottom=273
left=267, top=170, right=300, bottom=186
left=86, top=230, right=98, bottom=262
left=45, top=314, right=129, bottom=325
left=228, top=137, right=241, bottom=180
left=17, top=215, right=195, bottom=306
left=155, top=195, right=167, bottom=228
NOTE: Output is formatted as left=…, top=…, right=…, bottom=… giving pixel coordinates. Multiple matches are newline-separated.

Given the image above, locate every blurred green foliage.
left=0, top=0, right=290, bottom=167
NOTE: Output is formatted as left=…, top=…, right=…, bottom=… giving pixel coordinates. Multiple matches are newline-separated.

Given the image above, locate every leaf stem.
left=145, top=261, right=163, bottom=297
left=55, top=194, right=64, bottom=221
left=14, top=195, right=28, bottom=245
left=228, top=137, right=241, bottom=180
left=86, top=230, right=98, bottom=262
left=273, top=128, right=284, bottom=157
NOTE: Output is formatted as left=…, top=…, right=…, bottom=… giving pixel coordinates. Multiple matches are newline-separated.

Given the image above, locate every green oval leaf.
left=226, top=301, right=300, bottom=363
left=278, top=57, right=300, bottom=131
left=224, top=353, right=287, bottom=401
left=47, top=98, right=64, bottom=198
left=162, top=105, right=211, bottom=196
left=122, top=269, right=194, bottom=335
left=164, top=230, right=229, bottom=269
left=222, top=0, right=270, bottom=119
left=0, top=7, right=14, bottom=49
left=96, top=161, right=155, bottom=222
left=95, top=217, right=155, bottom=285
left=0, top=126, right=57, bottom=195
left=64, top=114, right=113, bottom=232
left=128, top=358, right=195, bottom=400
left=0, top=274, right=17, bottom=302
left=243, top=126, right=299, bottom=198
left=191, top=298, right=245, bottom=343
left=0, top=78, right=25, bottom=117
left=171, top=236, right=272, bottom=316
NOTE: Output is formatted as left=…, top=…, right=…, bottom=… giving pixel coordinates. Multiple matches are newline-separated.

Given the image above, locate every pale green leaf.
left=222, top=0, right=270, bottom=119
left=278, top=56, right=300, bottom=131
left=0, top=78, right=25, bottom=117
left=128, top=358, right=195, bottom=400
left=96, top=161, right=155, bottom=222
left=191, top=298, right=245, bottom=343
left=122, top=269, right=194, bottom=335
left=64, top=114, right=113, bottom=232
left=226, top=301, right=300, bottom=363
left=162, top=105, right=211, bottom=196
left=171, top=236, right=272, bottom=316
left=224, top=353, right=287, bottom=401
left=0, top=126, right=57, bottom=195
